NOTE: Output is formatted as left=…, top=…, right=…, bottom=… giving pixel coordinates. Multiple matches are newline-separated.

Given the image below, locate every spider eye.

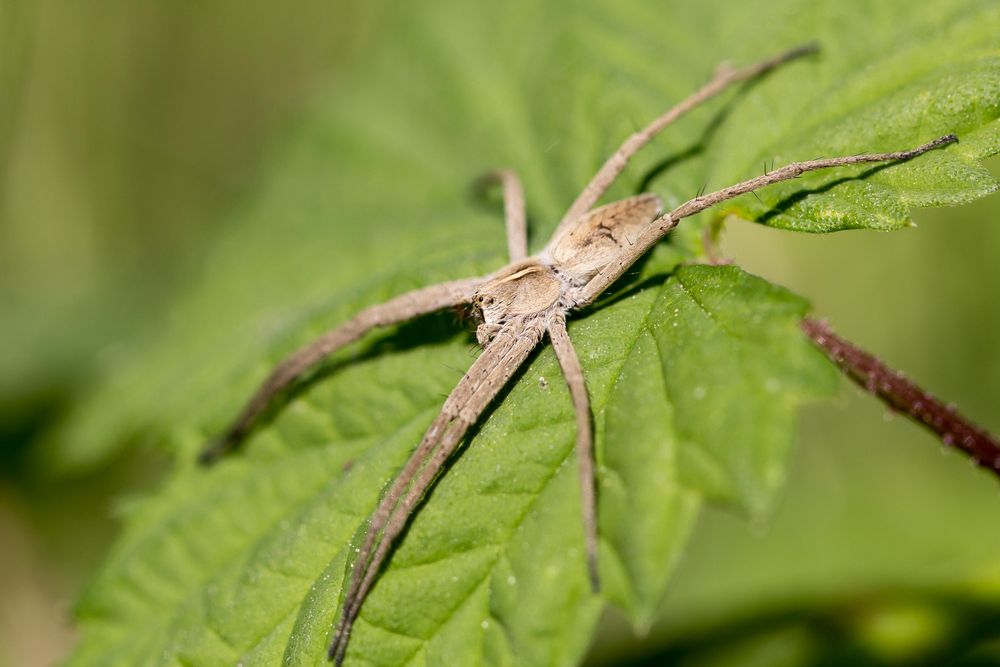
left=483, top=296, right=494, bottom=306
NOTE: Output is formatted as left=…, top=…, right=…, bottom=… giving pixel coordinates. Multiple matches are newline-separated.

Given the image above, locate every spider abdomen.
left=545, top=193, right=662, bottom=284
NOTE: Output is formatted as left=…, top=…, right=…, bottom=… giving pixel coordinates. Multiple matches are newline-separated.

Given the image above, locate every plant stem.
left=801, top=317, right=1000, bottom=476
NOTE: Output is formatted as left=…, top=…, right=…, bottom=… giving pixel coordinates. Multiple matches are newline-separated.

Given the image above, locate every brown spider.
left=198, top=43, right=956, bottom=664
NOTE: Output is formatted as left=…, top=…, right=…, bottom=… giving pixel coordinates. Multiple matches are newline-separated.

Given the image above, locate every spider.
left=199, top=43, right=956, bottom=664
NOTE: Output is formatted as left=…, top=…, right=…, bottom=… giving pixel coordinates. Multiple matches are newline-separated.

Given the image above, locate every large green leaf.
left=67, top=263, right=832, bottom=667
left=61, top=0, right=999, bottom=665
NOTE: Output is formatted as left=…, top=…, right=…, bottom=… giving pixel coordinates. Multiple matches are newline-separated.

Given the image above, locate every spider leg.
left=329, top=317, right=547, bottom=665
left=571, top=134, right=958, bottom=308
left=334, top=321, right=539, bottom=605
left=477, top=169, right=528, bottom=262
left=553, top=44, right=817, bottom=237
left=330, top=330, right=518, bottom=649
left=547, top=311, right=599, bottom=592
left=199, top=277, right=481, bottom=463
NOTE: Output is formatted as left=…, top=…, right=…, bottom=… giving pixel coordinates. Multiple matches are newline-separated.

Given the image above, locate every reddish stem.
left=801, top=317, right=1000, bottom=476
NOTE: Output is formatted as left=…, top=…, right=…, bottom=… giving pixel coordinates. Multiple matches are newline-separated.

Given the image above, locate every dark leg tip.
left=587, top=559, right=601, bottom=594
left=788, top=41, right=821, bottom=59
left=327, top=639, right=344, bottom=665
left=469, top=170, right=503, bottom=200
left=919, top=134, right=959, bottom=155
left=198, top=438, right=229, bottom=466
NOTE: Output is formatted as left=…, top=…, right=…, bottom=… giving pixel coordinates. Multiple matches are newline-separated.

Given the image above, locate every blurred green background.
left=1, top=2, right=998, bottom=666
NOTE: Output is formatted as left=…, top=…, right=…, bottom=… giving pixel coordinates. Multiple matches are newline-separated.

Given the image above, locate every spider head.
left=470, top=292, right=507, bottom=345
left=472, top=263, right=562, bottom=337
left=470, top=290, right=509, bottom=333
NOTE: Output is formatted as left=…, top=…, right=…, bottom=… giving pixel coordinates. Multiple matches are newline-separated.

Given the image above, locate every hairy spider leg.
left=332, top=325, right=520, bottom=635
left=547, top=311, right=598, bottom=591
left=333, top=266, right=557, bottom=620
left=199, top=278, right=481, bottom=463
left=481, top=169, right=603, bottom=587
left=330, top=316, right=549, bottom=664
left=571, top=134, right=958, bottom=306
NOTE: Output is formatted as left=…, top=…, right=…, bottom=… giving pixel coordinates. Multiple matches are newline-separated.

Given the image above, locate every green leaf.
left=67, top=262, right=832, bottom=667
left=61, top=0, right=999, bottom=665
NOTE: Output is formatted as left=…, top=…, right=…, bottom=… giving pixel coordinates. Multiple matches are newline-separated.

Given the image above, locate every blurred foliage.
left=0, top=0, right=376, bottom=412
left=1, top=1, right=999, bottom=666
left=1, top=2, right=375, bottom=665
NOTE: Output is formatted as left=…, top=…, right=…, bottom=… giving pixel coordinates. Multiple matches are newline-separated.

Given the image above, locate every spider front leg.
left=199, top=277, right=481, bottom=463
left=548, top=311, right=599, bottom=591
left=571, top=134, right=959, bottom=307
left=329, top=316, right=548, bottom=665
left=330, top=329, right=520, bottom=645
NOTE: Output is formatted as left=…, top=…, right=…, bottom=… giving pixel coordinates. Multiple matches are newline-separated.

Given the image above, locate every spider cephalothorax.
left=473, top=263, right=562, bottom=344
left=473, top=193, right=666, bottom=345
left=544, top=193, right=663, bottom=290
left=199, top=42, right=957, bottom=665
